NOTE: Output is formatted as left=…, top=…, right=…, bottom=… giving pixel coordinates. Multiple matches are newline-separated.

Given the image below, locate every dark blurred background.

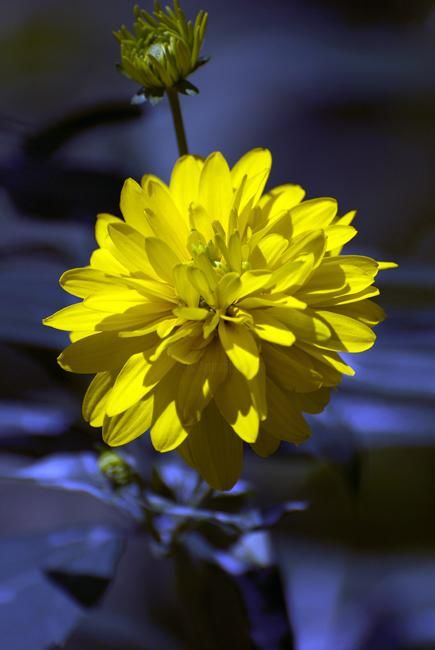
left=1, top=1, right=435, bottom=649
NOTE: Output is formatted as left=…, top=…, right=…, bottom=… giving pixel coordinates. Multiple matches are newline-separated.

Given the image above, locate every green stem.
left=167, top=88, right=188, bottom=156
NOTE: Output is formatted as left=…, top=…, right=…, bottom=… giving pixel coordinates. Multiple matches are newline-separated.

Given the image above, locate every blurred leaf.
left=145, top=492, right=306, bottom=544
left=0, top=401, right=73, bottom=438
left=0, top=192, right=94, bottom=350
left=175, top=535, right=252, bottom=650
left=0, top=261, right=72, bottom=347
left=0, top=525, right=125, bottom=650
left=151, top=457, right=201, bottom=504
left=0, top=452, right=144, bottom=521
left=273, top=538, right=435, bottom=650
left=1, top=159, right=126, bottom=222
left=377, top=264, right=435, bottom=308
left=174, top=531, right=294, bottom=650
left=23, top=102, right=143, bottom=159
left=1, top=100, right=146, bottom=221
left=237, top=567, right=294, bottom=650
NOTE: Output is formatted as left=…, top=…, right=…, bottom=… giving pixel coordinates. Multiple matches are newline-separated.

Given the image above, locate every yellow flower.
left=114, top=1, right=208, bottom=103
left=43, top=149, right=395, bottom=490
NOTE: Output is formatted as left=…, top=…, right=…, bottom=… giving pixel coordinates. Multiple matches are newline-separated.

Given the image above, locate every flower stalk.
left=167, top=87, right=188, bottom=155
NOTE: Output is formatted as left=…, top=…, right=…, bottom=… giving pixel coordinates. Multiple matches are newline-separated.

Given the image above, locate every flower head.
left=44, top=149, right=395, bottom=490
left=114, top=1, right=208, bottom=103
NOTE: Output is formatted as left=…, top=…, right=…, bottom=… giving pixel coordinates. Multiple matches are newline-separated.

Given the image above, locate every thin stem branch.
left=167, top=88, right=188, bottom=156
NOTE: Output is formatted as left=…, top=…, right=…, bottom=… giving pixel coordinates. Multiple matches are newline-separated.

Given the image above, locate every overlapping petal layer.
left=44, top=148, right=395, bottom=489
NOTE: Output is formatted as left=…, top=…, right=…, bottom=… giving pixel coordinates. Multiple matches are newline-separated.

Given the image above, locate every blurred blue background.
left=1, top=1, right=435, bottom=648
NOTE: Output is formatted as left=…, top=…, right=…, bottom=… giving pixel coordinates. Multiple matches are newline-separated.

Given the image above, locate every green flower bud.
left=114, top=1, right=209, bottom=104
left=98, top=449, right=135, bottom=487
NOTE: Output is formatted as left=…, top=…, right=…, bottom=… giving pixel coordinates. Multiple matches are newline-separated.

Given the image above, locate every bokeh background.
left=1, top=1, right=435, bottom=648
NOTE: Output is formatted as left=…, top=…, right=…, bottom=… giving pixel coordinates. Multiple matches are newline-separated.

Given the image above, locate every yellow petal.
left=377, top=261, right=398, bottom=270
left=268, top=257, right=315, bottom=295
left=282, top=230, right=327, bottom=272
left=214, top=365, right=259, bottom=442
left=296, top=255, right=378, bottom=305
left=144, top=237, right=180, bottom=283
left=188, top=202, right=215, bottom=242
left=192, top=252, right=219, bottom=290
left=156, top=317, right=182, bottom=338
left=150, top=400, right=188, bottom=452
left=336, top=209, right=357, bottom=227
left=143, top=178, right=189, bottom=260
left=238, top=270, right=272, bottom=298
left=186, top=266, right=215, bottom=306
left=269, top=307, right=332, bottom=343
left=60, top=267, right=115, bottom=299
left=328, top=254, right=379, bottom=275
left=280, top=230, right=326, bottom=265
left=218, top=321, right=260, bottom=379
left=106, top=352, right=150, bottom=416
left=199, top=152, right=233, bottom=229
left=82, top=371, right=114, bottom=427
left=121, top=276, right=177, bottom=303
left=203, top=311, right=220, bottom=338
left=327, top=300, right=385, bottom=326
left=85, top=288, right=171, bottom=315
left=325, top=225, right=357, bottom=252
left=231, top=148, right=272, bottom=213
left=178, top=401, right=243, bottom=490
left=103, top=395, right=154, bottom=446
left=237, top=295, right=306, bottom=310
left=150, top=371, right=189, bottom=452
left=166, top=334, right=205, bottom=364
left=69, top=331, right=93, bottom=342
left=43, top=302, right=103, bottom=332
left=259, top=183, right=306, bottom=221
left=169, top=154, right=204, bottom=219
left=262, top=343, right=323, bottom=392
left=173, top=264, right=200, bottom=307
left=90, top=248, right=127, bottom=275
left=216, top=272, right=241, bottom=309
left=329, top=210, right=357, bottom=255
left=315, top=309, right=376, bottom=352
left=293, top=387, right=331, bottom=414
left=177, top=341, right=228, bottom=425
left=173, top=307, right=210, bottom=321
left=263, top=379, right=311, bottom=444
left=228, top=232, right=242, bottom=273
left=107, top=222, right=157, bottom=277
left=96, top=306, right=168, bottom=332
left=58, top=332, right=153, bottom=373
left=290, top=198, right=337, bottom=235
left=251, top=233, right=288, bottom=269
left=301, top=286, right=380, bottom=308
left=150, top=321, right=201, bottom=360
left=297, top=342, right=355, bottom=380
left=120, top=178, right=154, bottom=237
left=250, top=429, right=280, bottom=457
left=252, top=310, right=296, bottom=346
left=249, top=359, right=267, bottom=421
left=47, top=299, right=164, bottom=334
left=95, top=213, right=123, bottom=248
